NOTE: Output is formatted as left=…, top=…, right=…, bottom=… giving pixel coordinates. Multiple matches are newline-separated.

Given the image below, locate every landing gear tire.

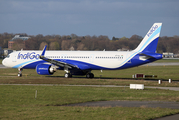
left=18, top=73, right=22, bottom=77
left=18, top=68, right=23, bottom=77
left=64, top=73, right=72, bottom=78
left=86, top=73, right=94, bottom=78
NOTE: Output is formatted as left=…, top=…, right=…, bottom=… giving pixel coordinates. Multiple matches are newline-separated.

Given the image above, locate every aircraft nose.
left=2, top=59, right=6, bottom=66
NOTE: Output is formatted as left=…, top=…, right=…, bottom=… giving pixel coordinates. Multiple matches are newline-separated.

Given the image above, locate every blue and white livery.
left=2, top=23, right=163, bottom=78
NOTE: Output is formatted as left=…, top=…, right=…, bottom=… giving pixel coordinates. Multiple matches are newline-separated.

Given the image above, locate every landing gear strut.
left=18, top=68, right=23, bottom=77
left=64, top=65, right=72, bottom=78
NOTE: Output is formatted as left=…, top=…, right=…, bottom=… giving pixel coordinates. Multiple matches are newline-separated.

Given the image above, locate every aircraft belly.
left=12, top=59, right=42, bottom=69
left=92, top=60, right=124, bottom=69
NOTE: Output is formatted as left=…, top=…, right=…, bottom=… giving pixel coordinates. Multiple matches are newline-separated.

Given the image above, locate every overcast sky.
left=1, top=0, right=179, bottom=39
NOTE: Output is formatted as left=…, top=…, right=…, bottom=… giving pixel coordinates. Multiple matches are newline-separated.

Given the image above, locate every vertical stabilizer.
left=134, top=23, right=162, bottom=53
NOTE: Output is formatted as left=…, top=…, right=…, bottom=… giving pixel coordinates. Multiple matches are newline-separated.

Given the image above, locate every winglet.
left=41, top=45, right=47, bottom=56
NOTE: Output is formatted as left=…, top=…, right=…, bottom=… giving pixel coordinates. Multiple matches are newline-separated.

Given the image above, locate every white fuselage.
left=3, top=50, right=136, bottom=70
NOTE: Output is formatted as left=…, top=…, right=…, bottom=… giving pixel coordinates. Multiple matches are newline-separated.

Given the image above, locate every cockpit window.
left=6, top=55, right=10, bottom=58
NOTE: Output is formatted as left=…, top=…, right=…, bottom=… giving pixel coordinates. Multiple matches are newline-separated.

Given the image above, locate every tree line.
left=0, top=33, right=179, bottom=54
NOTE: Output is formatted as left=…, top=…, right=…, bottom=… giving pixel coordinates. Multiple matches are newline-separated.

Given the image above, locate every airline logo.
left=17, top=52, right=40, bottom=59
left=39, top=68, right=48, bottom=70
left=147, top=25, right=158, bottom=37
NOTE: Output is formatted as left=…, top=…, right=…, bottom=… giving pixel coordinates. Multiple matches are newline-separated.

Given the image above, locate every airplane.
left=2, top=23, right=163, bottom=78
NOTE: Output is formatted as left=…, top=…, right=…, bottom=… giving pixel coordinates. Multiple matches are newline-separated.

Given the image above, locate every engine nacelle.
left=36, top=64, right=56, bottom=75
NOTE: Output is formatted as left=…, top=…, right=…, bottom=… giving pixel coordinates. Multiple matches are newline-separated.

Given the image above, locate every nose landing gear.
left=18, top=68, right=23, bottom=77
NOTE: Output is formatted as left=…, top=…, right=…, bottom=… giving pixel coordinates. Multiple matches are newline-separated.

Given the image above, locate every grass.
left=1, top=58, right=179, bottom=82
left=0, top=65, right=179, bottom=87
left=154, top=58, right=179, bottom=63
left=1, top=106, right=179, bottom=120
left=0, top=59, right=3, bottom=63
left=0, top=85, right=179, bottom=120
left=1, top=59, right=179, bottom=119
left=94, top=66, right=179, bottom=80
left=1, top=63, right=179, bottom=81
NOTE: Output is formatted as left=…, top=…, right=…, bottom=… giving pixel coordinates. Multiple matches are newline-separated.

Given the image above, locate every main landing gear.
left=18, top=68, right=23, bottom=77
left=64, top=73, right=72, bottom=78
left=64, top=72, right=94, bottom=78
left=64, top=66, right=72, bottom=78
left=86, top=73, right=94, bottom=78
left=64, top=69, right=94, bottom=78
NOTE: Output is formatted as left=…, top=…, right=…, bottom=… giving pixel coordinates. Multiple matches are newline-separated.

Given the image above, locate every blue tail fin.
left=134, top=23, right=162, bottom=53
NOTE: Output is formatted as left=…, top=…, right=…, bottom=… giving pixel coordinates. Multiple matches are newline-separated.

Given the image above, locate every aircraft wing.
left=39, top=46, right=78, bottom=69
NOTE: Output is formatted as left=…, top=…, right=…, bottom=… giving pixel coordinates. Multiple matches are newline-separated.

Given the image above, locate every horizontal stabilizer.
left=139, top=52, right=163, bottom=60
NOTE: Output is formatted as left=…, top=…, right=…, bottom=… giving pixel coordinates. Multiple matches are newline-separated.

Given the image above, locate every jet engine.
left=36, top=64, right=56, bottom=75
